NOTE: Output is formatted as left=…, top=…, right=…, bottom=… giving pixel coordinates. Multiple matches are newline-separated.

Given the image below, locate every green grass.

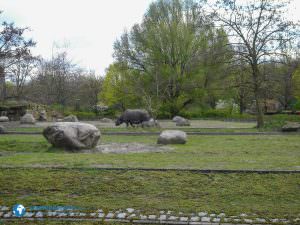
left=0, top=169, right=299, bottom=219
left=0, top=134, right=299, bottom=170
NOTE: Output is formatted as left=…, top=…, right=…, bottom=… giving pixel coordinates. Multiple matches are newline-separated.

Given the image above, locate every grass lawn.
left=0, top=134, right=299, bottom=170
left=0, top=169, right=299, bottom=219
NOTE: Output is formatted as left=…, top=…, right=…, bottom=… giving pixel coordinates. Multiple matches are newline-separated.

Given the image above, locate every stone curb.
left=0, top=218, right=273, bottom=225
left=0, top=206, right=297, bottom=225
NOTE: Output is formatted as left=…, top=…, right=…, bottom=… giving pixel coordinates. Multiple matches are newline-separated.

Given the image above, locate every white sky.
left=0, top=0, right=299, bottom=75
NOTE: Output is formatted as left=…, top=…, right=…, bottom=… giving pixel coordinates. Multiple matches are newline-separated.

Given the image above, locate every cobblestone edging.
left=1, top=206, right=299, bottom=224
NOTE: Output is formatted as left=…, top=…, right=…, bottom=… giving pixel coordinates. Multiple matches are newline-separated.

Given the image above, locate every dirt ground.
left=1, top=119, right=256, bottom=130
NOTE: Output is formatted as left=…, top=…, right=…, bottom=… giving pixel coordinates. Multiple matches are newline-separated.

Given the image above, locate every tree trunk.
left=252, top=64, right=264, bottom=128
left=0, top=66, right=6, bottom=102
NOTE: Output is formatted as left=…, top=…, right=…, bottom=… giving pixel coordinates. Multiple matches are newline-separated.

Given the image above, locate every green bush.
left=263, top=114, right=300, bottom=130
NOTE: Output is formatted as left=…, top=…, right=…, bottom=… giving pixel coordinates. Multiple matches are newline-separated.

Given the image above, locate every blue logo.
left=12, top=204, right=26, bottom=217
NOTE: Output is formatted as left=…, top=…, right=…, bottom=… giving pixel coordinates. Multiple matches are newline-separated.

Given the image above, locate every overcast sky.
left=1, top=0, right=299, bottom=75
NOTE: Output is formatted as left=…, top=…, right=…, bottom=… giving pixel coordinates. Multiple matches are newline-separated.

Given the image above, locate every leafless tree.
left=214, top=0, right=299, bottom=127
left=0, top=11, right=35, bottom=101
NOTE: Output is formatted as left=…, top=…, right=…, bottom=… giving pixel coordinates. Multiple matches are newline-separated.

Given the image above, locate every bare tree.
left=7, top=54, right=37, bottom=99
left=214, top=0, right=299, bottom=127
left=0, top=12, right=35, bottom=101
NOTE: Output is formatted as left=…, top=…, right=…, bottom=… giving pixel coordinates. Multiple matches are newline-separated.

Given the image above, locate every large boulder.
left=157, top=130, right=187, bottom=145
left=43, top=122, right=101, bottom=150
left=20, top=113, right=36, bottom=124
left=282, top=122, right=300, bottom=132
left=63, top=115, right=78, bottom=122
left=176, top=119, right=190, bottom=127
left=0, top=116, right=9, bottom=122
left=172, top=116, right=185, bottom=123
left=172, top=116, right=190, bottom=126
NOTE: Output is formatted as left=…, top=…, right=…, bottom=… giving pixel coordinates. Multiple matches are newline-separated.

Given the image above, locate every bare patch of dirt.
left=84, top=142, right=173, bottom=154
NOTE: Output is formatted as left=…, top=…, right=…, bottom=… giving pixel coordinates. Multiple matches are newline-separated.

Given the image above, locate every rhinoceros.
left=115, top=109, right=150, bottom=127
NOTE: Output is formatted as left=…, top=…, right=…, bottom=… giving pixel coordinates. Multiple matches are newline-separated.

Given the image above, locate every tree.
left=0, top=11, right=35, bottom=101
left=7, top=54, right=37, bottom=99
left=113, top=0, right=229, bottom=117
left=100, top=63, right=142, bottom=111
left=29, top=51, right=78, bottom=106
left=214, top=0, right=299, bottom=127
left=77, top=71, right=103, bottom=108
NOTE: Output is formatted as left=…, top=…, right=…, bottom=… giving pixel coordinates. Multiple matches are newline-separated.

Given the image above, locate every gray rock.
left=1, top=206, right=9, bottom=211
left=270, top=219, right=279, bottom=223
left=256, top=218, right=266, bottom=223
left=212, top=218, right=221, bottom=222
left=24, top=212, right=35, bottom=218
left=282, top=122, right=300, bottom=132
left=140, top=215, right=147, bottom=220
left=148, top=215, right=156, bottom=220
left=198, top=212, right=207, bottom=217
left=43, top=122, right=101, bottom=150
left=117, top=213, right=127, bottom=219
left=3, top=212, right=12, bottom=218
left=157, top=130, right=187, bottom=145
left=106, top=212, right=114, bottom=218
left=35, top=211, right=43, bottom=217
left=201, top=217, right=211, bottom=222
left=172, top=116, right=185, bottom=123
left=100, top=118, right=113, bottom=123
left=128, top=214, right=137, bottom=219
left=126, top=208, right=135, bottom=213
left=172, top=116, right=190, bottom=127
left=63, top=115, right=79, bottom=122
left=79, top=213, right=86, bottom=217
left=217, top=213, right=226, bottom=217
left=98, top=213, right=105, bottom=218
left=159, top=215, right=167, bottom=220
left=244, top=219, right=253, bottom=223
left=168, top=216, right=178, bottom=221
left=90, top=213, right=96, bottom=217
left=57, top=212, right=68, bottom=217
left=180, top=217, right=188, bottom=222
left=141, top=118, right=160, bottom=128
left=223, top=218, right=231, bottom=222
left=0, top=116, right=9, bottom=122
left=20, top=113, right=36, bottom=124
left=47, top=211, right=57, bottom=217
left=190, top=216, right=200, bottom=222
left=176, top=119, right=190, bottom=127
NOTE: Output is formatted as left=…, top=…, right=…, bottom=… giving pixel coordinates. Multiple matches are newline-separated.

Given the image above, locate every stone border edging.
left=0, top=218, right=270, bottom=225
left=0, top=206, right=297, bottom=225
